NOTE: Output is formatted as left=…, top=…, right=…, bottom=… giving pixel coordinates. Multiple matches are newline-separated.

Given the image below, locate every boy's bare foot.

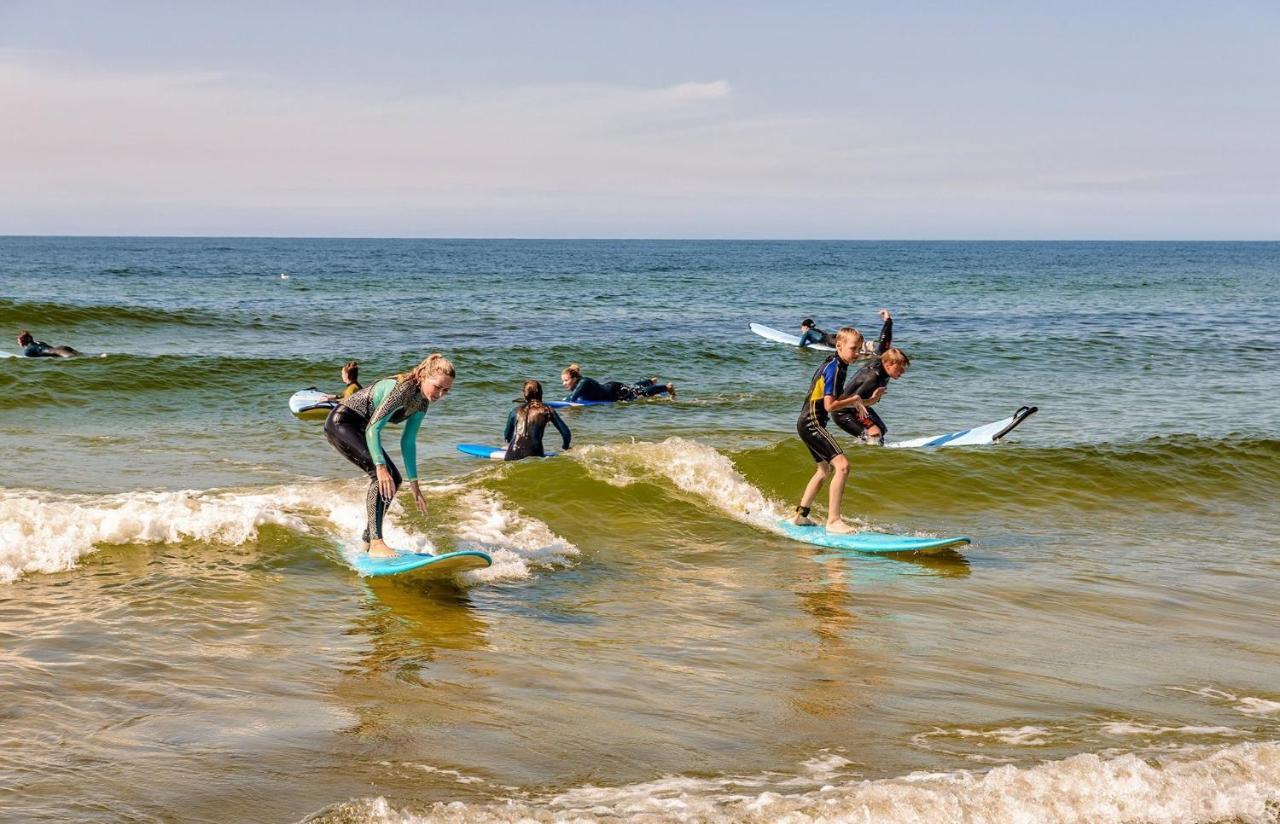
left=666, top=383, right=677, bottom=400
left=368, top=539, right=399, bottom=558
left=792, top=513, right=817, bottom=526
left=825, top=520, right=857, bottom=535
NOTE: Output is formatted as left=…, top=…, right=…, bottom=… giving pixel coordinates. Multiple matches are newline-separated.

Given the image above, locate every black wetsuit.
left=833, top=317, right=894, bottom=439
left=324, top=378, right=430, bottom=543
left=22, top=340, right=80, bottom=358
left=503, top=403, right=571, bottom=461
left=566, top=376, right=668, bottom=403
left=796, top=355, right=849, bottom=464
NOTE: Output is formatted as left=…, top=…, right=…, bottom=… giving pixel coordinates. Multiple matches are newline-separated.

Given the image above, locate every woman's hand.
left=376, top=465, right=397, bottom=501
left=410, top=480, right=427, bottom=513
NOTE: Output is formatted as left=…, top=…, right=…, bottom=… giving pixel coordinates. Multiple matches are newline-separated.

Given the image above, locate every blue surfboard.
left=348, top=549, right=492, bottom=578
left=456, top=443, right=558, bottom=460
left=777, top=520, right=969, bottom=554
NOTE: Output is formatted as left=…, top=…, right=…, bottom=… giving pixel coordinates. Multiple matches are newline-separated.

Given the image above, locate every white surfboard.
left=749, top=322, right=835, bottom=351
left=886, top=406, right=1037, bottom=449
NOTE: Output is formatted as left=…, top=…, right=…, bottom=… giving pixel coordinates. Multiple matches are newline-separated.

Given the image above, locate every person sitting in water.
left=559, top=363, right=676, bottom=403
left=17, top=330, right=80, bottom=358
left=797, top=319, right=835, bottom=348
left=325, top=360, right=363, bottom=401
left=503, top=380, right=571, bottom=461
left=832, top=308, right=894, bottom=442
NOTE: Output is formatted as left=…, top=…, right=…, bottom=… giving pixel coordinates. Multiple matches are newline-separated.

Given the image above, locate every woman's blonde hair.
left=397, top=353, right=455, bottom=383
left=562, top=363, right=582, bottom=380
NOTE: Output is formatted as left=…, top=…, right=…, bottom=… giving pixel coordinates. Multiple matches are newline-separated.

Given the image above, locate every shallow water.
left=2, top=239, right=1278, bottom=822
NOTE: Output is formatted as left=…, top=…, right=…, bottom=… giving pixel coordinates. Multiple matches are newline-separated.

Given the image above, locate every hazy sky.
left=2, top=1, right=1277, bottom=238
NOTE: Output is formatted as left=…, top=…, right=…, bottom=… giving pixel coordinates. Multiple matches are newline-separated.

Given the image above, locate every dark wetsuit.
left=566, top=376, right=668, bottom=403
left=503, top=403, right=571, bottom=461
left=324, top=377, right=429, bottom=543
left=796, top=355, right=849, bottom=463
left=833, top=316, right=894, bottom=439
left=798, top=327, right=834, bottom=348
left=22, top=340, right=80, bottom=358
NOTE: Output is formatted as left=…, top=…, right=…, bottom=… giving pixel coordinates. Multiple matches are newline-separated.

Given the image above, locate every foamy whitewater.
left=4, top=238, right=1279, bottom=822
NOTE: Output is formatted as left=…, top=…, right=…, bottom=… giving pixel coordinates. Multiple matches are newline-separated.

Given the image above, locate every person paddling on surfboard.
left=503, top=380, right=571, bottom=461
left=798, top=319, right=835, bottom=348
left=833, top=309, right=902, bottom=445
left=792, top=327, right=871, bottom=534
left=559, top=364, right=676, bottom=403
left=16, top=330, right=81, bottom=358
left=323, top=360, right=363, bottom=402
left=324, top=354, right=454, bottom=558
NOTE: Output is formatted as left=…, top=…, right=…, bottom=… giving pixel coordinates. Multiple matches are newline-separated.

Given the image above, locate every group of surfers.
left=16, top=311, right=909, bottom=556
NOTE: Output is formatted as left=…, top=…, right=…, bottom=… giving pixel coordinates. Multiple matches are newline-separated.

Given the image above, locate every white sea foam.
left=1170, top=687, right=1280, bottom=718
left=305, top=740, right=1280, bottom=824
left=575, top=437, right=787, bottom=528
left=1100, top=722, right=1244, bottom=737
left=448, top=489, right=579, bottom=584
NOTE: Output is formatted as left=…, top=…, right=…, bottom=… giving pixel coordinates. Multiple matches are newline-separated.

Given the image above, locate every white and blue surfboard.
left=778, top=520, right=969, bottom=554
left=456, top=443, right=557, bottom=460
left=886, top=406, right=1037, bottom=449
left=289, top=388, right=336, bottom=420
left=348, top=549, right=492, bottom=578
left=749, top=322, right=835, bottom=352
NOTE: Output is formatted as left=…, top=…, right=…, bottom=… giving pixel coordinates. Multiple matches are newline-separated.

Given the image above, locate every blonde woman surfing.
left=324, top=354, right=455, bottom=557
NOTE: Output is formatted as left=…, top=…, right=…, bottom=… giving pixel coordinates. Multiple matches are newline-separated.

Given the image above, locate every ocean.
left=2, top=237, right=1278, bottom=823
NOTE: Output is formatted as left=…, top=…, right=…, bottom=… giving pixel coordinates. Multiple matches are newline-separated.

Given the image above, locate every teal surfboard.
left=777, top=520, right=969, bottom=554
left=348, top=549, right=492, bottom=578
left=456, top=443, right=557, bottom=460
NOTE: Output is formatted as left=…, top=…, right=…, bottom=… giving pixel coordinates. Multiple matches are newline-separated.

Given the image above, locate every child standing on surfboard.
left=792, top=327, right=872, bottom=533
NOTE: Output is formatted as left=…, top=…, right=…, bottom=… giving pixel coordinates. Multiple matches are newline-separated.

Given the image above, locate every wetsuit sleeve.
left=843, top=366, right=879, bottom=401
left=821, top=359, right=841, bottom=398
left=364, top=379, right=403, bottom=467
left=798, top=329, right=820, bottom=347
left=876, top=317, right=893, bottom=354
left=565, top=382, right=584, bottom=403
left=399, top=411, right=425, bottom=481
left=550, top=410, right=571, bottom=449
left=504, top=408, right=517, bottom=443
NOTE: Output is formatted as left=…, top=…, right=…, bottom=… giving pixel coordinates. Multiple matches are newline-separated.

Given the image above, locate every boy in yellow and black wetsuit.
left=792, top=327, right=874, bottom=534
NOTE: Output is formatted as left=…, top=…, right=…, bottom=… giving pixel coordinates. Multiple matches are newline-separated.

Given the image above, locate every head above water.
left=17, top=330, right=33, bottom=346
left=522, top=379, right=544, bottom=403
left=342, top=360, right=359, bottom=384
left=560, top=363, right=582, bottom=390
left=834, top=327, right=864, bottom=362
left=881, top=347, right=910, bottom=378
left=800, top=319, right=815, bottom=330
left=398, top=353, right=455, bottom=402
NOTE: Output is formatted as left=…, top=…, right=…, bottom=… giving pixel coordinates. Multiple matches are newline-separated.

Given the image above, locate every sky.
left=1, top=0, right=1277, bottom=239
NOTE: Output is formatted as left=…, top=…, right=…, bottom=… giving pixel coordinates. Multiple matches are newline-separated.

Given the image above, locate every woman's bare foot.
left=368, top=539, right=399, bottom=558
left=666, top=383, right=677, bottom=400
left=825, top=520, right=856, bottom=535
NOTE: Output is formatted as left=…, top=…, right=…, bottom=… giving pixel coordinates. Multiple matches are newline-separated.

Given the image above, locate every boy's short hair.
left=835, top=327, right=864, bottom=348
left=881, top=348, right=910, bottom=368
left=801, top=318, right=815, bottom=328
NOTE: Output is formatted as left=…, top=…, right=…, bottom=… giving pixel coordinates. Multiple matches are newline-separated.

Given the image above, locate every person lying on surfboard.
left=559, top=363, right=677, bottom=403
left=17, top=330, right=81, bottom=358
left=792, top=327, right=871, bottom=534
left=833, top=309, right=899, bottom=444
left=324, top=353, right=454, bottom=558
left=503, top=379, right=571, bottom=461
left=797, top=319, right=835, bottom=348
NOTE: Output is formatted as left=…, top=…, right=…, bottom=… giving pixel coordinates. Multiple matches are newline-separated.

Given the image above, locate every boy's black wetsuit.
left=566, top=376, right=668, bottom=403
left=796, top=355, right=849, bottom=464
left=833, top=316, right=893, bottom=439
left=503, top=404, right=572, bottom=460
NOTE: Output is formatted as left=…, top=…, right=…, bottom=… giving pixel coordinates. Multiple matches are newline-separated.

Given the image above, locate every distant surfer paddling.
left=324, top=354, right=454, bottom=558
left=559, top=364, right=676, bottom=403
left=797, top=319, right=834, bottom=348
left=17, top=330, right=80, bottom=358
left=503, top=380, right=571, bottom=460
left=792, top=327, right=870, bottom=534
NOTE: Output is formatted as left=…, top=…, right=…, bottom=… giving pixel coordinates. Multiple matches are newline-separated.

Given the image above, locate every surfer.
left=798, top=319, right=834, bottom=348
left=559, top=364, right=676, bottom=402
left=324, top=353, right=455, bottom=558
left=792, top=327, right=871, bottom=534
left=833, top=309, right=898, bottom=444
left=324, top=360, right=363, bottom=401
left=16, top=330, right=80, bottom=358
left=504, top=380, right=571, bottom=460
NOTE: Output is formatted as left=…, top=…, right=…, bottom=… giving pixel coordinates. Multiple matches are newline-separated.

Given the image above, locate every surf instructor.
left=324, top=354, right=455, bottom=558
